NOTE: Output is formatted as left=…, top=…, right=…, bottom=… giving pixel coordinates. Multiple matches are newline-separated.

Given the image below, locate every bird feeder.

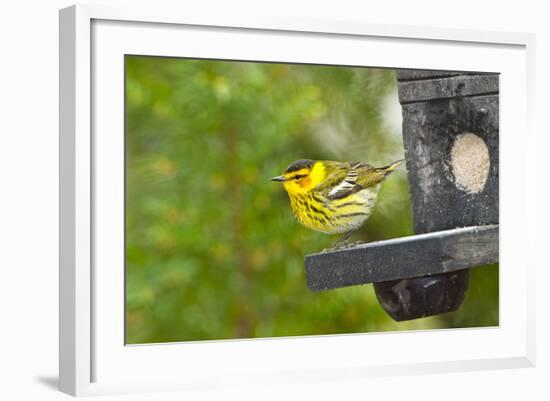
left=304, top=69, right=499, bottom=321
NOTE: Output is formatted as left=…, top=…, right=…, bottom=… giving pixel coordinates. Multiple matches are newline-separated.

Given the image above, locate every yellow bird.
left=271, top=159, right=404, bottom=247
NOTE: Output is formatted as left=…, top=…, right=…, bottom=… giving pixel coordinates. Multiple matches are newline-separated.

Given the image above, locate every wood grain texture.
left=304, top=225, right=498, bottom=291
left=397, top=74, right=499, bottom=104
left=395, top=69, right=494, bottom=81
left=396, top=69, right=465, bottom=81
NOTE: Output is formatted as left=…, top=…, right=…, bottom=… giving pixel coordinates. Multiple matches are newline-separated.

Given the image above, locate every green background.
left=125, top=56, right=498, bottom=344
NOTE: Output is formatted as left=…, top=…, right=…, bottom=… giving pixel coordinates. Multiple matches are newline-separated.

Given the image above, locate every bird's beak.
left=270, top=175, right=286, bottom=182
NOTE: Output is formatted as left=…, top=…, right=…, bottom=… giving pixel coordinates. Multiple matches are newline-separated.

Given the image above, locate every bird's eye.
left=293, top=174, right=305, bottom=180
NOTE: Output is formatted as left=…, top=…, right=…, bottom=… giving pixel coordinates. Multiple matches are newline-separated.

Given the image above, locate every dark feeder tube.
left=373, top=270, right=470, bottom=321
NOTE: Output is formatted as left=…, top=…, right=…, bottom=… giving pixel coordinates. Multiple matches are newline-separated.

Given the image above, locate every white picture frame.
left=59, top=3, right=536, bottom=397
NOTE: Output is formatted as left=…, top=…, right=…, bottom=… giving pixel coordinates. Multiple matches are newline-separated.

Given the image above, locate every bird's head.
left=270, top=159, right=326, bottom=196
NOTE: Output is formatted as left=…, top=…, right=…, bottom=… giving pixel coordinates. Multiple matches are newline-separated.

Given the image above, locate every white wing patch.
left=327, top=165, right=361, bottom=199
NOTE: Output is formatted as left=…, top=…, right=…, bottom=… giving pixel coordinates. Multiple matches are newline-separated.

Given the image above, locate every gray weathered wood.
left=304, top=225, right=498, bottom=292
left=395, top=69, right=493, bottom=81
left=400, top=94, right=499, bottom=233
left=396, top=69, right=465, bottom=81
left=397, top=74, right=499, bottom=104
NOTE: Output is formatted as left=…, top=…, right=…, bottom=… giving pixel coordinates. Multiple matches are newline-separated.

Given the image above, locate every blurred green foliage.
left=125, top=56, right=498, bottom=344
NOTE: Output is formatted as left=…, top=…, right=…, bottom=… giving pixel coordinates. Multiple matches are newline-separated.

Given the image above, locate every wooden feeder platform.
left=305, top=224, right=498, bottom=292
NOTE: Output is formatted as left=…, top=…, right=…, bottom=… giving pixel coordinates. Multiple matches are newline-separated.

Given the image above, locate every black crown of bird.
left=271, top=158, right=405, bottom=248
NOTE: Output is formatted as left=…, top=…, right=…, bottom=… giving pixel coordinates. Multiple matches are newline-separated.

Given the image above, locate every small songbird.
left=271, top=159, right=404, bottom=247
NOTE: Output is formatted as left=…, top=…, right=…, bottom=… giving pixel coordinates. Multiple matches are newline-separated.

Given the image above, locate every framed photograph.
left=59, top=4, right=535, bottom=396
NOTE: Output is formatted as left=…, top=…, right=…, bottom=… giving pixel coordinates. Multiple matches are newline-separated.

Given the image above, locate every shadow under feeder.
left=304, top=69, right=499, bottom=321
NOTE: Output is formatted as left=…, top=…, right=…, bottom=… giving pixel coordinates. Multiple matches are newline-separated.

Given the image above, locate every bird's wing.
left=354, top=162, right=389, bottom=188
left=324, top=162, right=387, bottom=200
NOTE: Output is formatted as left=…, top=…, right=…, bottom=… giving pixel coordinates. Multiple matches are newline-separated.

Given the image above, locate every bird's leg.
left=321, top=230, right=363, bottom=252
left=333, top=230, right=355, bottom=249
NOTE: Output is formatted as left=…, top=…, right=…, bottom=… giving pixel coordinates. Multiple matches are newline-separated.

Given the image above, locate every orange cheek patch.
left=299, top=177, right=312, bottom=188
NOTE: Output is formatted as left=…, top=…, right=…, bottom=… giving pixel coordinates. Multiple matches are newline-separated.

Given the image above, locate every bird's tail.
left=382, top=159, right=405, bottom=174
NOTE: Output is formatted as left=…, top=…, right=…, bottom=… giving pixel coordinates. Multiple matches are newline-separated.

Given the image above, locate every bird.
left=271, top=158, right=404, bottom=248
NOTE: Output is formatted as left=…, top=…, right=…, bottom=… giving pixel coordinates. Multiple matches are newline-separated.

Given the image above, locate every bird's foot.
left=320, top=240, right=363, bottom=253
left=320, top=246, right=340, bottom=253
